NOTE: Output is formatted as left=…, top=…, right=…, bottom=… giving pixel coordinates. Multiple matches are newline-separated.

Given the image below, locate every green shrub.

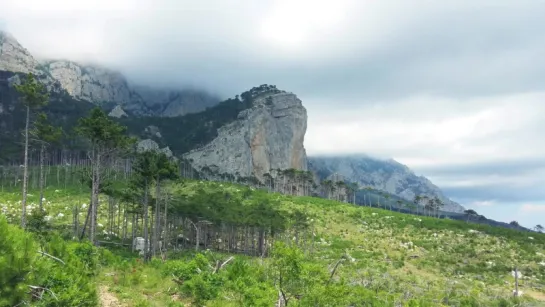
left=0, top=216, right=38, bottom=307
left=0, top=215, right=98, bottom=307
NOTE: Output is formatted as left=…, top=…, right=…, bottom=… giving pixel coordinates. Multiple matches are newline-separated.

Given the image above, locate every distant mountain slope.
left=308, top=155, right=465, bottom=213
left=0, top=31, right=219, bottom=117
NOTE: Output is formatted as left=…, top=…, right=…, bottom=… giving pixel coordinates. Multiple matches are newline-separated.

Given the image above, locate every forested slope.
left=1, top=174, right=544, bottom=306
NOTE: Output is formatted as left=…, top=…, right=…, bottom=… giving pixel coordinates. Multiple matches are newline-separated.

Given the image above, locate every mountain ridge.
left=1, top=31, right=465, bottom=213
left=0, top=30, right=220, bottom=117
left=308, top=155, right=465, bottom=213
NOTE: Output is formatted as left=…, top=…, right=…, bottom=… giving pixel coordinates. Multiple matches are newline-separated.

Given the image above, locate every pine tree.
left=75, top=107, right=134, bottom=244
left=14, top=73, right=49, bottom=228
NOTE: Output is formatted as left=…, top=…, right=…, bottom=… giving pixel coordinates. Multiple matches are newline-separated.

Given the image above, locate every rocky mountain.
left=0, top=31, right=219, bottom=116
left=1, top=31, right=462, bottom=213
left=308, top=155, right=465, bottom=213
left=183, top=91, right=308, bottom=180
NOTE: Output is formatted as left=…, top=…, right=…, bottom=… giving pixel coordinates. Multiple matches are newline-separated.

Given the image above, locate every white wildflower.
left=528, top=236, right=534, bottom=240
left=57, top=213, right=64, bottom=218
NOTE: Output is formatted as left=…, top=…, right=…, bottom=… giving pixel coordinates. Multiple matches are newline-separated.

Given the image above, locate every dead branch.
left=327, top=255, right=346, bottom=285
left=214, top=256, right=234, bottom=274
left=37, top=251, right=65, bottom=265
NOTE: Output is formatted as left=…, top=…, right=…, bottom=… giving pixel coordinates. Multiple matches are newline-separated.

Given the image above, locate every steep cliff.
left=0, top=31, right=219, bottom=116
left=0, top=31, right=39, bottom=74
left=308, top=155, right=465, bottom=213
left=183, top=92, right=308, bottom=180
left=42, top=60, right=133, bottom=105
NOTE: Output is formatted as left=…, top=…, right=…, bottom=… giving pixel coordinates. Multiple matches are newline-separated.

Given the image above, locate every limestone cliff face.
left=42, top=60, right=133, bottom=105
left=184, top=92, right=307, bottom=180
left=0, top=31, right=39, bottom=74
left=0, top=31, right=219, bottom=117
left=308, top=155, right=465, bottom=213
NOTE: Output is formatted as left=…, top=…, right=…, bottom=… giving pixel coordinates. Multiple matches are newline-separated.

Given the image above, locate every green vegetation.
left=1, top=177, right=544, bottom=306
left=0, top=214, right=98, bottom=307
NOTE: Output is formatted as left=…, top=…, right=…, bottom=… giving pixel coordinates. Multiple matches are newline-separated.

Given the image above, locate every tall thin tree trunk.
left=90, top=151, right=101, bottom=245
left=21, top=106, right=30, bottom=228
left=80, top=199, right=92, bottom=240
left=38, top=144, right=45, bottom=211
left=143, top=179, right=150, bottom=261
left=153, top=179, right=161, bottom=256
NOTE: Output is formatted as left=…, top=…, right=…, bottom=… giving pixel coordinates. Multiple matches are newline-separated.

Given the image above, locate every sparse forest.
left=1, top=75, right=545, bottom=306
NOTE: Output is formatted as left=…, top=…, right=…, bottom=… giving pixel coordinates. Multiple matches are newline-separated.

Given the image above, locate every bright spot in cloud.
left=259, top=0, right=350, bottom=51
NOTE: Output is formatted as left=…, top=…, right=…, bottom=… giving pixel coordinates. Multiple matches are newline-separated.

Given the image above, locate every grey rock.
left=308, top=155, right=465, bottom=213
left=183, top=92, right=307, bottom=180
left=0, top=31, right=39, bottom=74
left=137, top=139, right=160, bottom=152
left=136, top=139, right=175, bottom=159
left=160, top=146, right=173, bottom=158
left=144, top=125, right=162, bottom=138
left=43, top=60, right=132, bottom=105
left=108, top=105, right=128, bottom=118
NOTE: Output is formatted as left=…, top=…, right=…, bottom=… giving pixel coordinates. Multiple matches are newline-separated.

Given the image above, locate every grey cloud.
left=444, top=183, right=545, bottom=204
left=414, top=158, right=545, bottom=177
left=4, top=0, right=540, bottom=102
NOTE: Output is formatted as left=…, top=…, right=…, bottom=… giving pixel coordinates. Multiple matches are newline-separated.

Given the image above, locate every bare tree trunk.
left=163, top=192, right=169, bottom=253
left=73, top=204, right=79, bottom=238
left=21, top=105, right=30, bottom=228
left=38, top=144, right=45, bottom=211
left=153, top=179, right=161, bottom=256
left=514, top=266, right=519, bottom=297
left=143, top=179, right=150, bottom=261
left=89, top=151, right=101, bottom=245
left=131, top=213, right=136, bottom=252
left=80, top=199, right=92, bottom=240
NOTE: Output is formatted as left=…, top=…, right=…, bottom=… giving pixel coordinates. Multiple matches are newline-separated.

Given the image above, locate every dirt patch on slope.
left=99, top=286, right=124, bottom=307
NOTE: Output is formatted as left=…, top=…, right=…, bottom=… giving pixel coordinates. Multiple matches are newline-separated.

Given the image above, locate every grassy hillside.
left=1, top=178, right=545, bottom=306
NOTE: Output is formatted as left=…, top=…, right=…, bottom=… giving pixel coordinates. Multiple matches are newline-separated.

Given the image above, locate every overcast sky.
left=1, top=0, right=544, bottom=228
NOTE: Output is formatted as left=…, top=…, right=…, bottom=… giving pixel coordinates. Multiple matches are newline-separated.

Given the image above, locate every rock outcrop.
left=43, top=60, right=133, bottom=105
left=0, top=31, right=39, bottom=74
left=108, top=105, right=128, bottom=118
left=0, top=31, right=219, bottom=116
left=136, top=139, right=174, bottom=158
left=308, top=155, right=465, bottom=213
left=184, top=92, right=308, bottom=180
